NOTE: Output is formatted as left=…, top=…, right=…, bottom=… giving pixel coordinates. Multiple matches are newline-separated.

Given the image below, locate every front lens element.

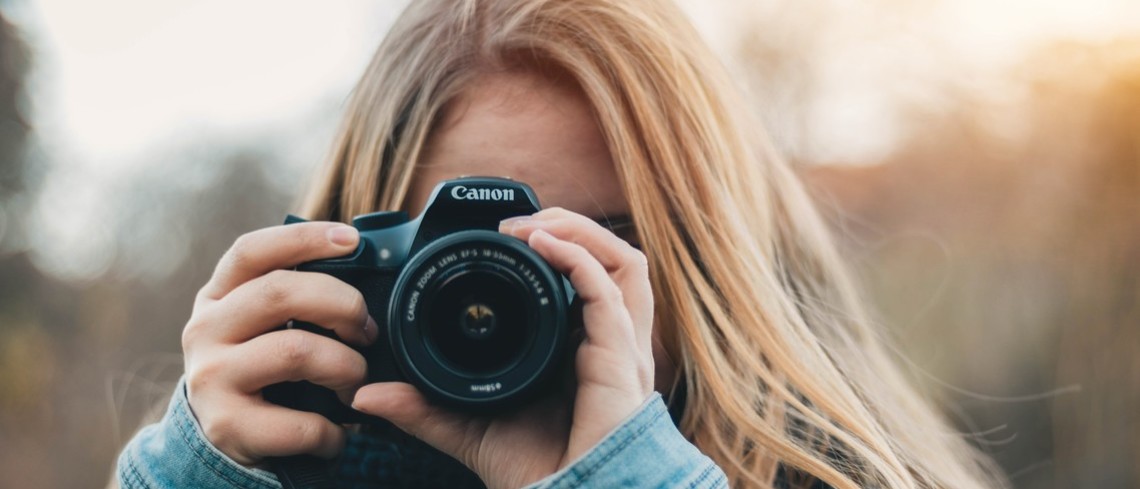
left=460, top=303, right=497, bottom=340
left=426, top=267, right=531, bottom=376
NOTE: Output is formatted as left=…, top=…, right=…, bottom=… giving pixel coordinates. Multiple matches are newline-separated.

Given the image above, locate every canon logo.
left=451, top=185, right=515, bottom=202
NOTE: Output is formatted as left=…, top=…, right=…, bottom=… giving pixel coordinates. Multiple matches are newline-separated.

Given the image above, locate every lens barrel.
left=387, top=230, right=569, bottom=407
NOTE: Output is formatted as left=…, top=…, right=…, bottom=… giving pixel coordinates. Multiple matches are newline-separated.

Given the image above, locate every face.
left=406, top=71, right=629, bottom=230
left=407, top=71, right=675, bottom=391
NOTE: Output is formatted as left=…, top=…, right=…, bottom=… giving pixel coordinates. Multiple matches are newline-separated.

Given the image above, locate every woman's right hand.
left=180, top=222, right=379, bottom=466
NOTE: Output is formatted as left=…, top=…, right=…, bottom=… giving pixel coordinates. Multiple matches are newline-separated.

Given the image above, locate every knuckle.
left=193, top=285, right=211, bottom=306
left=258, top=271, right=292, bottom=307
left=185, top=368, right=208, bottom=396
left=274, top=332, right=311, bottom=371
left=186, top=356, right=226, bottom=395
left=181, top=316, right=204, bottom=351
left=614, top=250, right=650, bottom=285
left=226, top=233, right=259, bottom=269
left=605, top=284, right=625, bottom=304
left=337, top=351, right=368, bottom=385
left=289, top=419, right=327, bottom=451
left=343, top=289, right=368, bottom=320
left=202, top=415, right=236, bottom=448
left=627, top=248, right=649, bottom=270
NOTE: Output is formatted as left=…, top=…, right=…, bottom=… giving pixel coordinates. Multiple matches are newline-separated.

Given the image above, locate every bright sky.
left=16, top=0, right=403, bottom=168
left=8, top=0, right=1140, bottom=168
left=3, top=0, right=1139, bottom=282
left=679, top=0, right=1140, bottom=163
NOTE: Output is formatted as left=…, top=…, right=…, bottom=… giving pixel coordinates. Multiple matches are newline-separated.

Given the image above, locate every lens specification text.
left=403, top=245, right=554, bottom=323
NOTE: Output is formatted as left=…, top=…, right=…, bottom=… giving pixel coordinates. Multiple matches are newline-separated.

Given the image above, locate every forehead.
left=406, top=71, right=626, bottom=219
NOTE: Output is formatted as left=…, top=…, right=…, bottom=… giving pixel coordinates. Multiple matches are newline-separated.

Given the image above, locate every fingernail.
left=327, top=225, right=359, bottom=246
left=364, top=316, right=379, bottom=343
left=499, top=215, right=533, bottom=231
left=351, top=392, right=371, bottom=413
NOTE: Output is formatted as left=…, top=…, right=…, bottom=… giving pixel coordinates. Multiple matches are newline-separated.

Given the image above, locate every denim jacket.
left=116, top=379, right=728, bottom=488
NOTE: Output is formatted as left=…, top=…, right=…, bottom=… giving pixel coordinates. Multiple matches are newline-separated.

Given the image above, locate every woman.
left=118, top=0, right=1008, bottom=488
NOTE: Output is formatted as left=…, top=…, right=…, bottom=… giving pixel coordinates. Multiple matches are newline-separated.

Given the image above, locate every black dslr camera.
left=265, top=177, right=574, bottom=423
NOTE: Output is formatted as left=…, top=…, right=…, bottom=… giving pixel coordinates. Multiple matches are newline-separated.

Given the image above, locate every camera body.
left=264, top=177, right=574, bottom=424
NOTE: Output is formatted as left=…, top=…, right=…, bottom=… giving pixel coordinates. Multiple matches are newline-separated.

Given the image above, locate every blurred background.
left=0, top=0, right=1136, bottom=487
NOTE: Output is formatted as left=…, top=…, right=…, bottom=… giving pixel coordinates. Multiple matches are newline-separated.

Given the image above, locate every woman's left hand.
left=352, top=207, right=655, bottom=489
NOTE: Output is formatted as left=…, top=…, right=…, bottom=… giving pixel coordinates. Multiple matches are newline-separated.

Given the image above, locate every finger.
left=203, top=270, right=376, bottom=345
left=527, top=229, right=637, bottom=355
left=352, top=382, right=478, bottom=465
left=227, top=329, right=368, bottom=396
left=201, top=222, right=360, bottom=301
left=503, top=210, right=652, bottom=357
left=227, top=403, right=348, bottom=460
left=500, top=207, right=637, bottom=272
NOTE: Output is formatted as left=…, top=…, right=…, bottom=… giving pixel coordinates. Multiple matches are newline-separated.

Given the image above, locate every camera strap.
left=269, top=455, right=338, bottom=489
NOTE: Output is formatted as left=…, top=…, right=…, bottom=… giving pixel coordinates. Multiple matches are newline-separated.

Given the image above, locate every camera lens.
left=461, top=304, right=496, bottom=339
left=425, top=266, right=532, bottom=376
left=388, top=230, right=571, bottom=407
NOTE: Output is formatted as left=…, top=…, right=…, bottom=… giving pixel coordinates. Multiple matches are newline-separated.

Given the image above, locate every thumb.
left=351, top=382, right=482, bottom=464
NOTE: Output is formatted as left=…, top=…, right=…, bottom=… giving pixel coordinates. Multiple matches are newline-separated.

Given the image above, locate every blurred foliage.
left=799, top=38, right=1140, bottom=488
left=0, top=11, right=299, bottom=487
left=0, top=5, right=1137, bottom=489
left=0, top=8, right=27, bottom=202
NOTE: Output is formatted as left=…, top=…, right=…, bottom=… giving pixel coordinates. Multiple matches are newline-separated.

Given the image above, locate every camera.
left=264, top=177, right=575, bottom=423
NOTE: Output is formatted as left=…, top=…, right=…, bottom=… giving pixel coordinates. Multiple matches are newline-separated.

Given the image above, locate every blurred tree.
left=0, top=5, right=35, bottom=421
left=0, top=11, right=305, bottom=486
left=0, top=9, right=63, bottom=488
left=1039, top=40, right=1140, bottom=489
left=796, top=38, right=1140, bottom=489
left=0, top=10, right=28, bottom=207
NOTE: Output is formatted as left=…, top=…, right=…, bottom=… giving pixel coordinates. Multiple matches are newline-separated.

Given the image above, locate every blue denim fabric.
left=117, top=379, right=727, bottom=488
left=117, top=379, right=279, bottom=489
left=523, top=394, right=728, bottom=488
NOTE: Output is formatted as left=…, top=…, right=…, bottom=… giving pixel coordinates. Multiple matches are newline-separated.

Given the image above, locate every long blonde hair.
left=301, top=1, right=1007, bottom=487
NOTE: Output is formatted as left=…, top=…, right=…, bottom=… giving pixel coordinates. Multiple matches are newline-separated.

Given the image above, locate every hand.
left=181, top=222, right=379, bottom=466
left=351, top=207, right=655, bottom=489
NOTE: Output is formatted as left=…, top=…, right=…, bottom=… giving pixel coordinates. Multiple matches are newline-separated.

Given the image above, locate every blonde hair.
left=301, top=1, right=1008, bottom=487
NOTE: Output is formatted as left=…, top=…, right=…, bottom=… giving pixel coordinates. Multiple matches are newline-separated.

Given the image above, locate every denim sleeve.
left=116, top=378, right=281, bottom=489
left=524, top=393, right=728, bottom=489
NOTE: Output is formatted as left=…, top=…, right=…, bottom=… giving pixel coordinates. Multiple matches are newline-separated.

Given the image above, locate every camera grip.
left=261, top=322, right=375, bottom=424
left=262, top=261, right=404, bottom=424
left=263, top=379, right=369, bottom=425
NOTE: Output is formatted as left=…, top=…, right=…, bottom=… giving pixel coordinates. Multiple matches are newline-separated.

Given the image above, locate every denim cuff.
left=524, top=393, right=728, bottom=489
left=117, top=382, right=727, bottom=488
left=117, top=378, right=281, bottom=489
